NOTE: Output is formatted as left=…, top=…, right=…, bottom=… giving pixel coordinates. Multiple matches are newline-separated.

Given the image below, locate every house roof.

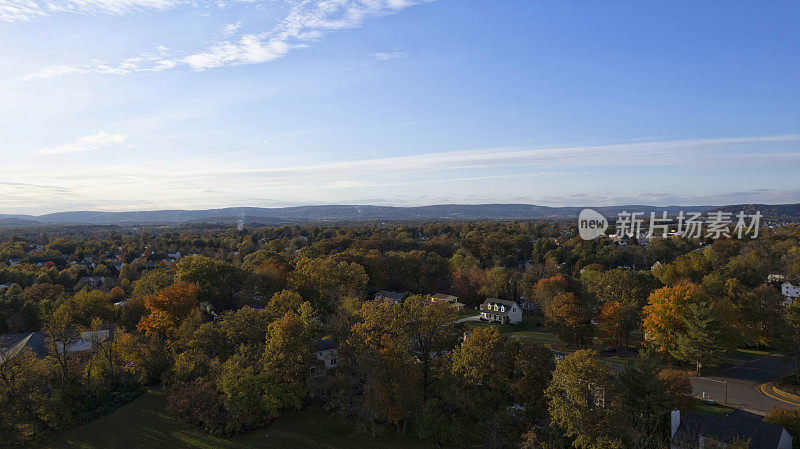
left=676, top=410, right=786, bottom=449
left=481, top=297, right=517, bottom=307
left=431, top=293, right=458, bottom=301
left=315, top=339, right=338, bottom=352
left=1, top=332, right=48, bottom=361
left=480, top=298, right=518, bottom=315
left=375, top=290, right=406, bottom=301
left=0, top=332, right=31, bottom=349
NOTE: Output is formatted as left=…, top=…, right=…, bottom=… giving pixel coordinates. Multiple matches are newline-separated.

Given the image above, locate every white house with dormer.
left=479, top=298, right=522, bottom=324
left=781, top=282, right=799, bottom=306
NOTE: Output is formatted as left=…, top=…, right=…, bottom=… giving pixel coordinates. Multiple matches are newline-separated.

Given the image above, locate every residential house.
left=671, top=409, right=793, bottom=449
left=374, top=290, right=407, bottom=305
left=429, top=293, right=466, bottom=312
left=1, top=329, right=114, bottom=364
left=780, top=282, right=799, bottom=306
left=79, top=276, right=106, bottom=288
left=651, top=261, right=663, bottom=272
left=310, top=339, right=338, bottom=378
left=0, top=332, right=47, bottom=362
left=479, top=298, right=522, bottom=324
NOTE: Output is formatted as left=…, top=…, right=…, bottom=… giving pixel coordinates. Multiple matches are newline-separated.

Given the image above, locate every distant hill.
left=712, top=203, right=800, bottom=220
left=0, top=203, right=797, bottom=227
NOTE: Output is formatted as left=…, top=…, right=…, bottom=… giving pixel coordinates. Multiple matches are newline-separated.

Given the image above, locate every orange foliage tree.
left=642, top=282, right=705, bottom=354
left=596, top=301, right=639, bottom=348
left=137, top=282, right=199, bottom=339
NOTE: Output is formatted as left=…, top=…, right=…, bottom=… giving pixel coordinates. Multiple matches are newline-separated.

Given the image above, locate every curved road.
left=691, top=354, right=799, bottom=415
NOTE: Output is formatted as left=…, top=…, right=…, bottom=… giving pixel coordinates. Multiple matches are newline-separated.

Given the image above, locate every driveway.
left=690, top=354, right=800, bottom=415
left=456, top=315, right=480, bottom=323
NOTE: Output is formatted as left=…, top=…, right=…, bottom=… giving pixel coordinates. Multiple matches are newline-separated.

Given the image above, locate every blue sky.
left=1, top=0, right=798, bottom=214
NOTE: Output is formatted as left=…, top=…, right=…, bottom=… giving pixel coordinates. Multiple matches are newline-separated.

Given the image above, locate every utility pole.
left=724, top=380, right=728, bottom=404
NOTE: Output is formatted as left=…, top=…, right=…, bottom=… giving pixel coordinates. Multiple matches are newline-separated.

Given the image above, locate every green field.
left=35, top=391, right=439, bottom=449
left=466, top=315, right=561, bottom=348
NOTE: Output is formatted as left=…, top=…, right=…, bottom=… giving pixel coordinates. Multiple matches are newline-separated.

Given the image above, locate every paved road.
left=691, top=354, right=800, bottom=415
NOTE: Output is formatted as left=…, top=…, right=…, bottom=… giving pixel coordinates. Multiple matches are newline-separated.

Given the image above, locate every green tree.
left=775, top=301, right=800, bottom=383
left=176, top=256, right=241, bottom=311
left=450, top=328, right=518, bottom=448
left=670, top=302, right=726, bottom=375
left=546, top=349, right=621, bottom=449
left=617, top=352, right=674, bottom=449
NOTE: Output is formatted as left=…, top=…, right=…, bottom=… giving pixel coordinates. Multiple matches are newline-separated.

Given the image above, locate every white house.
left=310, top=339, right=338, bottom=378
left=479, top=298, right=522, bottom=324
left=781, top=282, right=799, bottom=306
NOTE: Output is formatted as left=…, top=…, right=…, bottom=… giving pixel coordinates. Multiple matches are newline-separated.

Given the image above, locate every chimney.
left=671, top=409, right=680, bottom=438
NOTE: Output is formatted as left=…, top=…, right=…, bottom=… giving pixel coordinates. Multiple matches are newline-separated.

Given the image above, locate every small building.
left=651, top=261, right=663, bottom=272
left=310, top=339, right=338, bottom=378
left=0, top=332, right=48, bottom=362
left=374, top=290, right=407, bottom=305
left=781, top=282, right=799, bottom=306
left=479, top=298, right=522, bottom=324
left=428, top=293, right=466, bottom=312
left=671, top=409, right=792, bottom=449
left=79, top=276, right=106, bottom=288
left=768, top=274, right=786, bottom=283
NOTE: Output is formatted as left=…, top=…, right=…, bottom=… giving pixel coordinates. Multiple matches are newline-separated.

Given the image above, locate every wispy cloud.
left=25, top=0, right=431, bottom=79
left=5, top=134, right=800, bottom=213
left=1, top=0, right=182, bottom=22
left=37, top=131, right=127, bottom=155
left=221, top=21, right=241, bottom=37
left=370, top=49, right=407, bottom=60
left=188, top=134, right=800, bottom=180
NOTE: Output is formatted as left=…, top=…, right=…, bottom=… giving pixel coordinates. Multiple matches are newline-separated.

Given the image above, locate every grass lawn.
left=691, top=399, right=736, bottom=416
left=730, top=348, right=772, bottom=362
left=456, top=309, right=480, bottom=319
left=34, top=391, right=440, bottom=449
left=776, top=375, right=800, bottom=397
left=467, top=315, right=561, bottom=348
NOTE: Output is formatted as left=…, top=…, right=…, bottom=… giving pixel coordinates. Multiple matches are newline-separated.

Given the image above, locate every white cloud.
left=37, top=131, right=127, bottom=155
left=24, top=52, right=179, bottom=80
left=196, top=134, right=800, bottom=180
left=25, top=0, right=432, bottom=78
left=370, top=49, right=407, bottom=60
left=1, top=0, right=182, bottom=21
left=221, top=21, right=241, bottom=36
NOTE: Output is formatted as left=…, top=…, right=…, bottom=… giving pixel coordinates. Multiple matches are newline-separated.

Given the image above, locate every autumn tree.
left=596, top=300, right=639, bottom=349
left=261, top=304, right=318, bottom=414
left=137, top=282, right=199, bottom=340
left=290, top=256, right=367, bottom=315
left=545, top=292, right=593, bottom=348
left=345, top=298, right=420, bottom=436
left=450, top=327, right=519, bottom=448
left=642, top=282, right=706, bottom=356
left=402, top=295, right=459, bottom=401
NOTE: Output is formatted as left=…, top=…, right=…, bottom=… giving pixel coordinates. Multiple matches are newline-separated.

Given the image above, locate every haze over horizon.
left=2, top=1, right=799, bottom=214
